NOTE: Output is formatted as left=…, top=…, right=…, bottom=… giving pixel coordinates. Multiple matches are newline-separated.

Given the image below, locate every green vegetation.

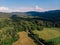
left=47, top=37, right=60, bottom=45
left=0, top=15, right=60, bottom=45
left=33, top=28, right=60, bottom=45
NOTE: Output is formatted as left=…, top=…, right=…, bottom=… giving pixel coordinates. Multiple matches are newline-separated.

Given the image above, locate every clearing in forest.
left=12, top=31, right=36, bottom=45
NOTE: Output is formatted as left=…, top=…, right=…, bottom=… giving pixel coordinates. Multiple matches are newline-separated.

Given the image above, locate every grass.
left=33, top=28, right=60, bottom=45
left=33, top=28, right=60, bottom=40
left=46, top=37, right=60, bottom=45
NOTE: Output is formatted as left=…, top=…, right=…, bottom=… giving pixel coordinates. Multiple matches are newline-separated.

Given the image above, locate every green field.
left=33, top=28, right=60, bottom=45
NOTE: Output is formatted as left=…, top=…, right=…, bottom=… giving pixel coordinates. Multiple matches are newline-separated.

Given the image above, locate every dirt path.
left=12, top=31, right=36, bottom=45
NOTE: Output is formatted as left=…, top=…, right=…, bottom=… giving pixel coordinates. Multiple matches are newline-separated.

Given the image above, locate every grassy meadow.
left=33, top=28, right=60, bottom=45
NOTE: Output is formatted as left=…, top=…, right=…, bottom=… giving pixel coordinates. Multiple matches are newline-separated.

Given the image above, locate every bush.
left=37, top=26, right=44, bottom=31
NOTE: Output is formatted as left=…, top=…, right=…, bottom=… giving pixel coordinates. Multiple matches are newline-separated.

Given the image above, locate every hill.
left=0, top=10, right=60, bottom=21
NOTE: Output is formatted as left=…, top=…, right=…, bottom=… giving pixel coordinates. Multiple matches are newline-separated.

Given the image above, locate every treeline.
left=10, top=15, right=60, bottom=29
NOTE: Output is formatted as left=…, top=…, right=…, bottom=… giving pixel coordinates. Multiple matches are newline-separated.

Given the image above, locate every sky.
left=0, top=0, right=60, bottom=12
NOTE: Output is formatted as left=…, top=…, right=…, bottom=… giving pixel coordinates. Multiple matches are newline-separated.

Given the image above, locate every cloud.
left=0, top=6, right=44, bottom=12
left=0, top=7, right=9, bottom=10
left=0, top=7, right=11, bottom=12
left=14, top=5, right=44, bottom=12
left=35, top=5, right=44, bottom=11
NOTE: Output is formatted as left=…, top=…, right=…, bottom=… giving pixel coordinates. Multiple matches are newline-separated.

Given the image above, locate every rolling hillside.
left=0, top=10, right=60, bottom=45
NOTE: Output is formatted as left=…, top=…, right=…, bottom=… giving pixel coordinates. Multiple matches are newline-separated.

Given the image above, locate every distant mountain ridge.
left=26, top=10, right=60, bottom=16
left=0, top=10, right=60, bottom=22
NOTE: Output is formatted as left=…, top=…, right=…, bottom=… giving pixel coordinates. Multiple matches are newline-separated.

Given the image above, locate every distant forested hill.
left=26, top=10, right=60, bottom=21
left=0, top=10, right=60, bottom=24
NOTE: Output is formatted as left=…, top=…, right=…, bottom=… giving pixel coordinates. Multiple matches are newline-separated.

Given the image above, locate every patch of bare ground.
left=12, top=31, right=36, bottom=45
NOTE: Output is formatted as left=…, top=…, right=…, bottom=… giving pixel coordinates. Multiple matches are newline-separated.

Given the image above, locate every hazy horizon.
left=0, top=0, right=60, bottom=12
